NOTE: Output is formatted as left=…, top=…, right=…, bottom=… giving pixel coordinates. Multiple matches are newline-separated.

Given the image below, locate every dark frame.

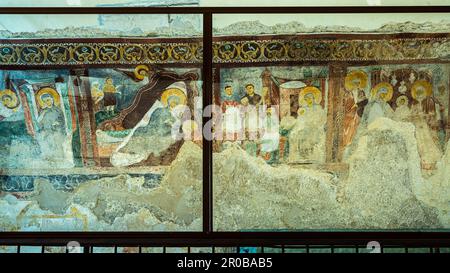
left=1, top=6, right=450, bottom=249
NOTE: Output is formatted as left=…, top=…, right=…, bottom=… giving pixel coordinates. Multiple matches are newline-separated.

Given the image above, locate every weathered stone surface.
left=0, top=194, right=31, bottom=231
left=67, top=141, right=203, bottom=230
left=213, top=143, right=346, bottom=230
left=340, top=117, right=441, bottom=229
left=0, top=142, right=203, bottom=232
left=31, top=179, right=71, bottom=214
left=421, top=141, right=450, bottom=227
left=212, top=117, right=444, bottom=230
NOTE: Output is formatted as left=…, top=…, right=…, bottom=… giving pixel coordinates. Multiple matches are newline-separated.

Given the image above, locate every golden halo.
left=371, top=82, right=394, bottom=102
left=36, top=87, right=60, bottom=109
left=161, top=88, right=187, bottom=107
left=411, top=80, right=432, bottom=101
left=299, top=86, right=322, bottom=106
left=345, top=70, right=368, bottom=91
left=134, top=65, right=150, bottom=81
left=396, top=95, right=409, bottom=106
left=0, top=89, right=19, bottom=109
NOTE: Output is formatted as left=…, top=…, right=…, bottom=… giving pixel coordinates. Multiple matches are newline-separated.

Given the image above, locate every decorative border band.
left=0, top=36, right=449, bottom=66
left=213, top=37, right=450, bottom=63
left=0, top=42, right=203, bottom=66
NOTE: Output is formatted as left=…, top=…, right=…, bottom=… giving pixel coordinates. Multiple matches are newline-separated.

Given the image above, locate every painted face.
left=224, top=86, right=233, bottom=97
left=246, top=85, right=255, bottom=96
left=168, top=96, right=180, bottom=109
left=44, top=96, right=54, bottom=108
left=106, top=78, right=113, bottom=85
left=304, top=93, right=315, bottom=107
left=378, top=88, right=388, bottom=100
left=416, top=87, right=425, bottom=99
left=352, top=79, right=361, bottom=88
left=2, top=96, right=13, bottom=108
left=40, top=94, right=54, bottom=108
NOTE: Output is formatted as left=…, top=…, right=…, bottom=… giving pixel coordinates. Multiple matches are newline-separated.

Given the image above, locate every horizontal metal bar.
left=0, top=6, right=449, bottom=14
left=1, top=232, right=449, bottom=247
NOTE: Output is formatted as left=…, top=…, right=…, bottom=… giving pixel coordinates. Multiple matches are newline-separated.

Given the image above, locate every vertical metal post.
left=202, top=11, right=213, bottom=234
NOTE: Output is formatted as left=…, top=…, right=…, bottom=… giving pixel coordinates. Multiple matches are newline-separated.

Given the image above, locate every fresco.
left=0, top=13, right=449, bottom=234
left=342, top=64, right=449, bottom=171
left=215, top=66, right=329, bottom=164
left=0, top=70, right=74, bottom=170
left=213, top=62, right=450, bottom=231
left=0, top=66, right=203, bottom=231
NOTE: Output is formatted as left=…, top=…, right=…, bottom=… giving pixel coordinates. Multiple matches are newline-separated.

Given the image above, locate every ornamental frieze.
left=212, top=37, right=450, bottom=63
left=0, top=36, right=449, bottom=66
left=0, top=42, right=202, bottom=66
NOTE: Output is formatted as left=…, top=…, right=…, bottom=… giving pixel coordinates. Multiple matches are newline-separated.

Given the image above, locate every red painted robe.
left=342, top=89, right=367, bottom=147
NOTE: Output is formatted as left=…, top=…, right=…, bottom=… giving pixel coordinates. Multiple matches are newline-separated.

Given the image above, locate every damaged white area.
left=0, top=143, right=203, bottom=232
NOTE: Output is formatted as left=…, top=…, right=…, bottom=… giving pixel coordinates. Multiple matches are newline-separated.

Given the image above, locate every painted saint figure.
left=111, top=84, right=188, bottom=167
left=409, top=80, right=443, bottom=169
left=221, top=85, right=241, bottom=141
left=235, top=83, right=262, bottom=156
left=288, top=86, right=326, bottom=163
left=393, top=95, right=411, bottom=122
left=35, top=87, right=73, bottom=168
left=241, top=84, right=262, bottom=106
left=365, top=82, right=395, bottom=125
left=413, top=80, right=445, bottom=135
left=240, top=96, right=259, bottom=157
left=260, top=106, right=280, bottom=164
left=342, top=70, right=368, bottom=148
left=91, top=82, right=104, bottom=112
left=102, top=77, right=119, bottom=114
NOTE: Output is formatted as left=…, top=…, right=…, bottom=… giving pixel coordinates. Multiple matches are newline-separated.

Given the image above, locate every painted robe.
left=342, top=89, right=367, bottom=147
left=110, top=100, right=180, bottom=167
left=37, top=105, right=73, bottom=168
left=221, top=97, right=241, bottom=141
left=409, top=103, right=442, bottom=170
left=288, top=106, right=326, bottom=163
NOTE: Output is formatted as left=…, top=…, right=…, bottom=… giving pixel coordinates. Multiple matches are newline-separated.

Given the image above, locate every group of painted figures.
left=107, top=80, right=197, bottom=167
left=1, top=66, right=203, bottom=169
left=217, top=68, right=447, bottom=169
left=342, top=69, right=447, bottom=170
left=217, top=82, right=327, bottom=164
left=1, top=65, right=447, bottom=170
left=0, top=83, right=73, bottom=168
